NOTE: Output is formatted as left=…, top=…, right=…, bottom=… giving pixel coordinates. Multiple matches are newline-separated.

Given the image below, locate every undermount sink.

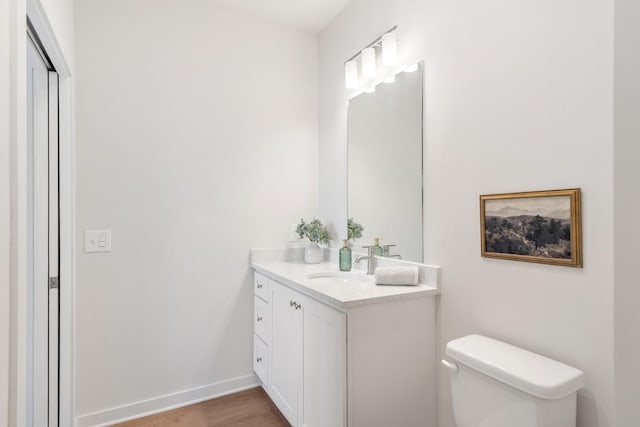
left=306, top=271, right=372, bottom=286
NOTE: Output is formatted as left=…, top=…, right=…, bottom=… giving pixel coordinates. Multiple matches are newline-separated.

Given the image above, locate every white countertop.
left=251, top=248, right=440, bottom=310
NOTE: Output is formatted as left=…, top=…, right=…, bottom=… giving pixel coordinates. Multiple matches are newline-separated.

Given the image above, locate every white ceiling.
left=211, top=0, right=352, bottom=33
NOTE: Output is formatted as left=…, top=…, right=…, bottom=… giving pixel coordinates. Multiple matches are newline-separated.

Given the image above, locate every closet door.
left=47, top=70, right=60, bottom=427
left=27, top=33, right=60, bottom=427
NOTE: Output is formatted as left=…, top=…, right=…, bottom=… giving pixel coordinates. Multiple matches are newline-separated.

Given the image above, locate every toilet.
left=443, top=335, right=586, bottom=427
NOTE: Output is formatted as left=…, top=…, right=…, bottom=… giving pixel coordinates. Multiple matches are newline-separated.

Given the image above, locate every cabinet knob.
left=257, top=316, right=263, bottom=322
left=290, top=300, right=295, bottom=307
left=257, top=283, right=263, bottom=289
left=256, top=357, right=262, bottom=363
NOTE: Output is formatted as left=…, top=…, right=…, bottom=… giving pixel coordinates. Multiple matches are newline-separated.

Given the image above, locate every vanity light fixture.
left=382, top=32, right=397, bottom=66
left=361, top=47, right=376, bottom=79
left=343, top=25, right=398, bottom=89
left=383, top=74, right=396, bottom=84
left=364, top=86, right=376, bottom=93
left=345, top=61, right=358, bottom=89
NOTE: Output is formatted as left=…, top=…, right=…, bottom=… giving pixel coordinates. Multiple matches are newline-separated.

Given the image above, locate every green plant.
left=347, top=218, right=363, bottom=242
left=296, top=218, right=331, bottom=245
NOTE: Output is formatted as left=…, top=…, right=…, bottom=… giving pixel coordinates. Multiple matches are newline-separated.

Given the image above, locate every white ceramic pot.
left=305, top=243, right=323, bottom=264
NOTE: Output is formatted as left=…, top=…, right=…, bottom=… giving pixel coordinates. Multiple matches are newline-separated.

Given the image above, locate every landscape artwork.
left=480, top=189, right=583, bottom=268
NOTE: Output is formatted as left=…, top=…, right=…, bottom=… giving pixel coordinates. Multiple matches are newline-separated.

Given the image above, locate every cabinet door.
left=301, top=295, right=347, bottom=427
left=269, top=282, right=302, bottom=426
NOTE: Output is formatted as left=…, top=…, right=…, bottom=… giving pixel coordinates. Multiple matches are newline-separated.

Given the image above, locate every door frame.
left=19, top=1, right=75, bottom=425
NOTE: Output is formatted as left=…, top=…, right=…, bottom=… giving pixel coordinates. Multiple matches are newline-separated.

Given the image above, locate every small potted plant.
left=347, top=218, right=364, bottom=246
left=296, top=218, right=331, bottom=264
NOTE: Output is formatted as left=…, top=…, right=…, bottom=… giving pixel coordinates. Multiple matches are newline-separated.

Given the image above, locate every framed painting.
left=480, top=188, right=583, bottom=268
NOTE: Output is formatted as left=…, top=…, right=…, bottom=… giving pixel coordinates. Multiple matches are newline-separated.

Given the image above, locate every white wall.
left=614, top=0, right=640, bottom=424
left=74, top=0, right=318, bottom=423
left=319, top=1, right=615, bottom=426
left=1, top=0, right=12, bottom=425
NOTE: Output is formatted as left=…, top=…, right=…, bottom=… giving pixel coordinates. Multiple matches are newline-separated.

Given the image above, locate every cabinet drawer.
left=254, top=273, right=270, bottom=302
left=254, top=296, right=270, bottom=343
left=254, top=335, right=269, bottom=386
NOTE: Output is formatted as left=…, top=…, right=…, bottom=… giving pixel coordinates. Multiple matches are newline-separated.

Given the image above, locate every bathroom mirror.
left=347, top=63, right=423, bottom=262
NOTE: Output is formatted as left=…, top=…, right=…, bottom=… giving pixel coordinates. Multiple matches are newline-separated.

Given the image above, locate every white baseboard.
left=75, top=374, right=259, bottom=427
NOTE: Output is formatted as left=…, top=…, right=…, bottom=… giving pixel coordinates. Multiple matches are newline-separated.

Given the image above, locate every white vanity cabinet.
left=253, top=270, right=437, bottom=427
left=255, top=272, right=346, bottom=426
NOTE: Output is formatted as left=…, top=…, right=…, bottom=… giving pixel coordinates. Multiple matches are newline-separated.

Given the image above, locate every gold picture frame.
left=480, top=188, right=583, bottom=268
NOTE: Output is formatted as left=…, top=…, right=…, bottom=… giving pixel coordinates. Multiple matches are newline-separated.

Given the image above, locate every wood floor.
left=113, top=387, right=289, bottom=427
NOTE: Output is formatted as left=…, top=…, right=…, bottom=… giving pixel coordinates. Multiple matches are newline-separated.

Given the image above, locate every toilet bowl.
left=443, top=335, right=586, bottom=427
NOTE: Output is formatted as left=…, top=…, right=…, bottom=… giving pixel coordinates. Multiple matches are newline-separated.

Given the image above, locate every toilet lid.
left=446, top=335, right=586, bottom=399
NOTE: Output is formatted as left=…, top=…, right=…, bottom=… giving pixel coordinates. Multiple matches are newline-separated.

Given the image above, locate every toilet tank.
left=444, top=335, right=586, bottom=427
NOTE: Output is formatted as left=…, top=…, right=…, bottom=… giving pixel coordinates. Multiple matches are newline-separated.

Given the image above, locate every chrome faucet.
left=383, top=244, right=402, bottom=259
left=356, top=245, right=376, bottom=275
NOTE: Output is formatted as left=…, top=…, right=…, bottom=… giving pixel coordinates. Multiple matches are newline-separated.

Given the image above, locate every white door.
left=269, top=282, right=302, bottom=426
left=301, top=296, right=346, bottom=427
left=27, top=33, right=59, bottom=427
left=47, top=68, right=60, bottom=427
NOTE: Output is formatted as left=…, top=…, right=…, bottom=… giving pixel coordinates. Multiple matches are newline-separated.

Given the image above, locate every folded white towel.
left=374, top=266, right=419, bottom=286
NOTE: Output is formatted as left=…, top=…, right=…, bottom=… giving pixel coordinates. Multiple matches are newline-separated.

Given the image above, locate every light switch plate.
left=85, top=230, right=112, bottom=253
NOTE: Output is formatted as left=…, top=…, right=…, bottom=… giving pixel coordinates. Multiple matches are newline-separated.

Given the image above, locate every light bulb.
left=382, top=32, right=397, bottom=67
left=362, top=47, right=376, bottom=79
left=345, top=61, right=358, bottom=89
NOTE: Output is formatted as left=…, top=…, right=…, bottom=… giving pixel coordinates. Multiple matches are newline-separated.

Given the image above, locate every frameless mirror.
left=347, top=63, right=423, bottom=262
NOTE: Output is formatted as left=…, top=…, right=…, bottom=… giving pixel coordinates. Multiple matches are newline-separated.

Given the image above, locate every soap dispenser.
left=339, top=239, right=352, bottom=272
left=373, top=237, right=384, bottom=256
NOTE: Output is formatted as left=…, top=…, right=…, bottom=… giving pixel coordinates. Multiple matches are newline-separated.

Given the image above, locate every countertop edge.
left=251, top=261, right=440, bottom=311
